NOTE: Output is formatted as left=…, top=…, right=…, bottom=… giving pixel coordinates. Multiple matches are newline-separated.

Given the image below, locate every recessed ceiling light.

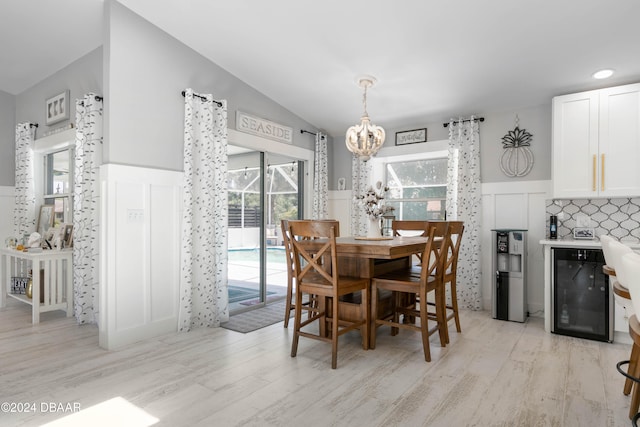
left=593, top=69, right=614, bottom=79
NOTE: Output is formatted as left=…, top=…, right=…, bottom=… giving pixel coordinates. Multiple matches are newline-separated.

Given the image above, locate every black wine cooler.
left=551, top=248, right=612, bottom=342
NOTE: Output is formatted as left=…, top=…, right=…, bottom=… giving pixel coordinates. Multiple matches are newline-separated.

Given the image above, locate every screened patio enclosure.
left=228, top=160, right=299, bottom=248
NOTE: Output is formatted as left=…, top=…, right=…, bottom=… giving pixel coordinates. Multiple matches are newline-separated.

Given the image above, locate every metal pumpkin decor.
left=500, top=116, right=534, bottom=177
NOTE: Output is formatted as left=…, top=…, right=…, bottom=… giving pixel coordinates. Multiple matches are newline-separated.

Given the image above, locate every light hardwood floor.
left=0, top=298, right=635, bottom=427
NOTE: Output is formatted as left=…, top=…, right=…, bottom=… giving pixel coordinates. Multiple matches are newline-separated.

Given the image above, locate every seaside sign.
left=236, top=111, right=293, bottom=144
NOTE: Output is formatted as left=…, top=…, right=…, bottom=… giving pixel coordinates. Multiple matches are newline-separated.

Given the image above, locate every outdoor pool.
left=228, top=247, right=286, bottom=264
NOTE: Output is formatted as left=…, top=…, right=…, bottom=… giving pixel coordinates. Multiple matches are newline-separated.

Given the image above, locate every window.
left=385, top=157, right=448, bottom=220
left=43, top=148, right=74, bottom=227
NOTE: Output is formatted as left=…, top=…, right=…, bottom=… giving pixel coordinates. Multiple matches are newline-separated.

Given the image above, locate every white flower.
left=356, top=182, right=395, bottom=220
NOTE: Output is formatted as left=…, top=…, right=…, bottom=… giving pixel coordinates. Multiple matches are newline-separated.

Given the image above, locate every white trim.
left=34, top=128, right=75, bottom=153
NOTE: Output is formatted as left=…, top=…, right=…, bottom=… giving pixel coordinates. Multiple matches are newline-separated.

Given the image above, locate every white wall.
left=100, top=164, right=182, bottom=350
left=481, top=180, right=552, bottom=316
left=0, top=186, right=14, bottom=240
left=15, top=47, right=103, bottom=137
left=96, top=1, right=319, bottom=349
left=331, top=103, right=552, bottom=190
left=0, top=91, right=15, bottom=186
left=105, top=1, right=320, bottom=172
left=327, top=179, right=551, bottom=317
left=327, top=190, right=352, bottom=232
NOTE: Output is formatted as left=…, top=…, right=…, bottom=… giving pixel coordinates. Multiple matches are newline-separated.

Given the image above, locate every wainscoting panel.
left=481, top=180, right=552, bottom=317
left=0, top=186, right=14, bottom=242
left=100, top=164, right=182, bottom=350
left=327, top=190, right=353, bottom=232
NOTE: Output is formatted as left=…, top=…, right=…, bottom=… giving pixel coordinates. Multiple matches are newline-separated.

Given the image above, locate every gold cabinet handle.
left=592, top=155, right=597, bottom=192
left=601, top=153, right=605, bottom=191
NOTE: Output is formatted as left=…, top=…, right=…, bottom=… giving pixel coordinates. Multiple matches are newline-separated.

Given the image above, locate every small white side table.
left=0, top=248, right=73, bottom=323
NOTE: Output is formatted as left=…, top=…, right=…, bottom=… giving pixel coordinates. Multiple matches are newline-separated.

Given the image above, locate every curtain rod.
left=181, top=90, right=222, bottom=107
left=443, top=117, right=485, bottom=128
left=300, top=129, right=326, bottom=140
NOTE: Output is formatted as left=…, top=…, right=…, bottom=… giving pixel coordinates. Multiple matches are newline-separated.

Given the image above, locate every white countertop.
left=539, top=238, right=640, bottom=249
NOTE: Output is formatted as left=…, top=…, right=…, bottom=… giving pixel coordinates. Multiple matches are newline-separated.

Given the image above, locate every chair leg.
left=450, top=280, right=462, bottom=333
left=331, top=292, right=340, bottom=369
left=630, top=349, right=640, bottom=419
left=626, top=343, right=640, bottom=395
left=631, top=381, right=640, bottom=420
left=284, top=278, right=293, bottom=328
left=419, top=287, right=431, bottom=362
left=290, top=288, right=303, bottom=358
left=391, top=292, right=400, bottom=336
left=436, top=285, right=447, bottom=347
left=371, top=284, right=378, bottom=350
left=362, top=285, right=370, bottom=351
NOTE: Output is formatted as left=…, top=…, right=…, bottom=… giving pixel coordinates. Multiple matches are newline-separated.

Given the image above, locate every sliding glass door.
left=227, top=146, right=303, bottom=313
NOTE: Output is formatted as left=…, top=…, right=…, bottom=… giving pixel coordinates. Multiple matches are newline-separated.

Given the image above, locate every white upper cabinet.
left=552, top=83, right=640, bottom=199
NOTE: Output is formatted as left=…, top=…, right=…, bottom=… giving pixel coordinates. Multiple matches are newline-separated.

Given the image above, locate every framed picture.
left=45, top=90, right=70, bottom=125
left=63, top=224, right=74, bottom=248
left=395, top=128, right=427, bottom=146
left=337, top=177, right=346, bottom=191
left=37, top=205, right=55, bottom=236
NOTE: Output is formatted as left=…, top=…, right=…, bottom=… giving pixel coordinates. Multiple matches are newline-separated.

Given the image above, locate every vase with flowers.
left=356, top=181, right=395, bottom=238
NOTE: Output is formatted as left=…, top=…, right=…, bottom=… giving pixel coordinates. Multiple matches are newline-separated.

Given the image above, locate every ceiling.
left=3, top=0, right=640, bottom=138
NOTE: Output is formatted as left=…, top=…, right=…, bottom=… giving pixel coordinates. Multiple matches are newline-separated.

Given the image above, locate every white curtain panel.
left=350, top=154, right=371, bottom=236
left=312, top=132, right=328, bottom=219
left=14, top=123, right=37, bottom=239
left=179, top=89, right=229, bottom=331
left=446, top=118, right=482, bottom=310
left=73, top=93, right=103, bottom=324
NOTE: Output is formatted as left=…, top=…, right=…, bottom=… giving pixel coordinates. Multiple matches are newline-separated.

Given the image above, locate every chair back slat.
left=421, top=221, right=449, bottom=283
left=443, top=221, right=464, bottom=275
left=288, top=220, right=340, bottom=287
left=281, top=219, right=294, bottom=277
left=392, top=220, right=430, bottom=237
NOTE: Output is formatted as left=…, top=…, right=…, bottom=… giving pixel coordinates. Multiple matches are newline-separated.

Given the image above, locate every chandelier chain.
left=362, top=84, right=368, bottom=116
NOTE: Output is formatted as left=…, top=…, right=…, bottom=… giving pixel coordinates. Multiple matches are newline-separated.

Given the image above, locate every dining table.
left=301, top=235, right=432, bottom=346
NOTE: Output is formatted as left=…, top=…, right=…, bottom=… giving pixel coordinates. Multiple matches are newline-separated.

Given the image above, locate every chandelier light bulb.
left=345, top=76, right=386, bottom=161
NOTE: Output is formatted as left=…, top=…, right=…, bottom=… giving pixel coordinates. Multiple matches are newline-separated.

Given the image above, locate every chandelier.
left=345, top=76, right=386, bottom=161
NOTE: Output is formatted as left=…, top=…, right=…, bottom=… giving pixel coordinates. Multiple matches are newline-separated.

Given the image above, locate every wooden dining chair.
left=281, top=219, right=339, bottom=327
left=288, top=220, right=369, bottom=369
left=428, top=221, right=464, bottom=344
left=392, top=220, right=430, bottom=263
left=370, top=223, right=448, bottom=362
left=391, top=220, right=448, bottom=327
